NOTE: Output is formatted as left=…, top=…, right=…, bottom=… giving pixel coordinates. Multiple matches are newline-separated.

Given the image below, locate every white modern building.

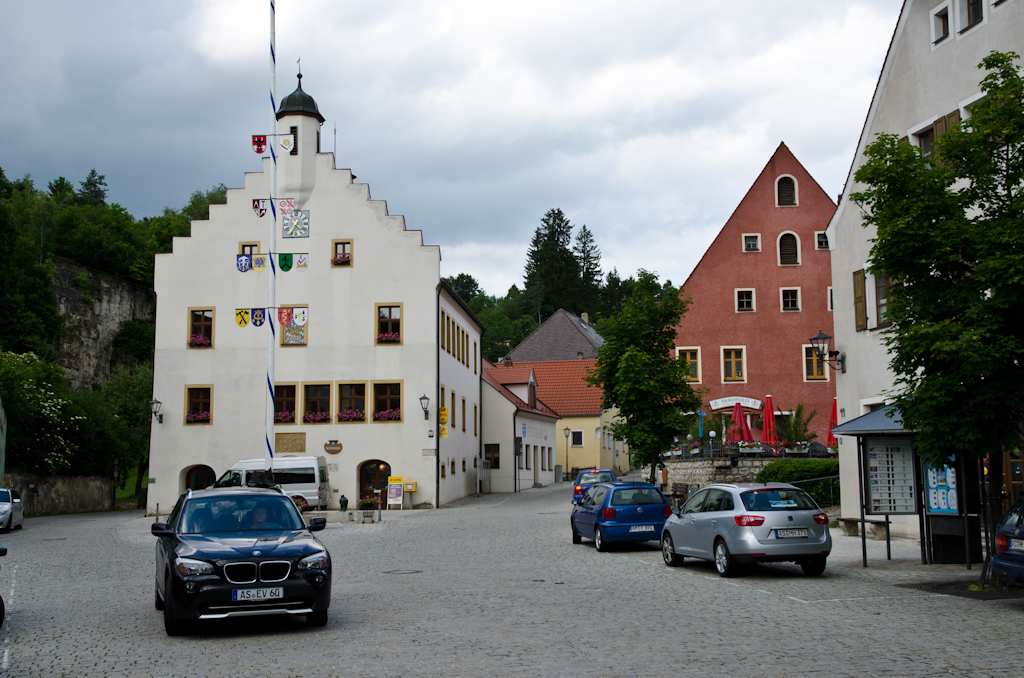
left=148, top=76, right=482, bottom=513
left=827, top=0, right=1024, bottom=534
left=481, top=364, right=560, bottom=492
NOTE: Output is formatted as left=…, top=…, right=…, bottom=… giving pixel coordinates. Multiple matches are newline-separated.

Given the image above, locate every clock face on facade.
left=282, top=210, right=310, bottom=238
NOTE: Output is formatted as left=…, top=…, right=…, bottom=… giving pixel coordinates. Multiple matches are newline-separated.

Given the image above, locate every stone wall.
left=51, top=260, right=155, bottom=389
left=4, top=474, right=114, bottom=516
left=647, top=457, right=776, bottom=491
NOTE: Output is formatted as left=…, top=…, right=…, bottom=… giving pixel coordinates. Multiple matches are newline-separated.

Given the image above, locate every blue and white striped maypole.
left=266, top=0, right=278, bottom=470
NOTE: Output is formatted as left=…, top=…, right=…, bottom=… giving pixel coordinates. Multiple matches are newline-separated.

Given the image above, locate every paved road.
left=0, top=483, right=1018, bottom=677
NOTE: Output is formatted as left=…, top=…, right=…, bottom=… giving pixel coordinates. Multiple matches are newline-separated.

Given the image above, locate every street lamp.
left=419, top=394, right=430, bottom=420
left=563, top=427, right=571, bottom=482
left=148, top=399, right=163, bottom=424
left=809, top=330, right=846, bottom=373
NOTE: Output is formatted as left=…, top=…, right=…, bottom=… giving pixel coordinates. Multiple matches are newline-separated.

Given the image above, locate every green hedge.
left=755, top=459, right=840, bottom=508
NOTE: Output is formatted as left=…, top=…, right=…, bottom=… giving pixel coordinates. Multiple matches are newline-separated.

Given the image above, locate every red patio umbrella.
left=728, top=401, right=754, bottom=442
left=827, top=397, right=838, bottom=447
left=761, top=395, right=779, bottom=446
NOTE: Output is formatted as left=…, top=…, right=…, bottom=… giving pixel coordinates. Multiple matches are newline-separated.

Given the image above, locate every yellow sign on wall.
left=439, top=407, right=448, bottom=424
left=439, top=425, right=448, bottom=438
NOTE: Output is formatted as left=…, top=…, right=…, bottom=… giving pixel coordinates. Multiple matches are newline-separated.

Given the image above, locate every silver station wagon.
left=660, top=482, right=832, bottom=577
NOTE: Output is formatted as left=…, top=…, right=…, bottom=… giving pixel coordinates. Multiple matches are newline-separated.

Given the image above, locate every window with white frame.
left=780, top=288, right=801, bottom=312
left=735, top=289, right=755, bottom=313
left=827, top=286, right=834, bottom=312
left=777, top=232, right=801, bottom=266
left=742, top=233, right=761, bottom=252
left=677, top=347, right=700, bottom=383
left=722, top=347, right=746, bottom=383
left=815, top=231, right=829, bottom=250
left=803, top=345, right=828, bottom=382
left=956, top=0, right=984, bottom=33
left=776, top=175, right=798, bottom=206
left=571, top=430, right=584, bottom=447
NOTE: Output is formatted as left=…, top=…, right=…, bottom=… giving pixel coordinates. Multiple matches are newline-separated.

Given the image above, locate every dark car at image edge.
left=152, top=486, right=332, bottom=636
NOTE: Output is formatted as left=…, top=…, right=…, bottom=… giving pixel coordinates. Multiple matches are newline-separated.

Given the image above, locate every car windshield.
left=179, top=496, right=305, bottom=533
left=0, top=490, right=9, bottom=502
left=611, top=488, right=666, bottom=506
left=741, top=488, right=819, bottom=511
left=580, top=472, right=614, bottom=484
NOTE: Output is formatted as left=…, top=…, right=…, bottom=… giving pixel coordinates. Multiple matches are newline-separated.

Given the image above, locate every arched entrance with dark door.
left=185, top=465, right=216, bottom=491
left=358, top=459, right=391, bottom=507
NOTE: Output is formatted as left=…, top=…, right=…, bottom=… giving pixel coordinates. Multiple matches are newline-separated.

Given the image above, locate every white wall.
left=150, top=110, right=451, bottom=513
left=438, top=291, right=483, bottom=505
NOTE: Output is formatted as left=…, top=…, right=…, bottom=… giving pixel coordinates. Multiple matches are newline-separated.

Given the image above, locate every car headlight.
left=175, top=557, right=214, bottom=576
left=297, top=551, right=329, bottom=571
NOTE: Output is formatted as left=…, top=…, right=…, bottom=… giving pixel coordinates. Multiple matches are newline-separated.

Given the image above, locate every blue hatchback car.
left=993, top=495, right=1024, bottom=585
left=572, top=469, right=617, bottom=502
left=571, top=482, right=670, bottom=552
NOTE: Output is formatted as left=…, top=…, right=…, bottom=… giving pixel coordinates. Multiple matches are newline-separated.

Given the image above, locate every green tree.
left=102, top=365, right=154, bottom=507
left=179, top=184, right=228, bottom=222
left=444, top=273, right=482, bottom=302
left=587, top=270, right=703, bottom=482
left=75, top=169, right=108, bottom=206
left=850, top=51, right=1024, bottom=466
left=573, top=224, right=602, bottom=315
left=47, top=177, right=76, bottom=208
left=524, top=208, right=581, bottom=318
left=0, top=352, right=76, bottom=475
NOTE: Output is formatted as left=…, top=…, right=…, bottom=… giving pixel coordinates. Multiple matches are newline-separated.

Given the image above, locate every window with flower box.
left=274, top=384, right=298, bottom=424
left=373, top=381, right=402, bottom=422
left=337, top=382, right=367, bottom=423
left=376, top=303, right=402, bottom=345
left=331, top=239, right=353, bottom=267
left=188, top=308, right=215, bottom=348
left=184, top=385, right=213, bottom=425
left=303, top=383, right=332, bottom=424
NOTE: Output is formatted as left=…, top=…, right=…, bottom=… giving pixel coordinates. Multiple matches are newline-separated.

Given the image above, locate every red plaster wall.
left=676, top=143, right=836, bottom=441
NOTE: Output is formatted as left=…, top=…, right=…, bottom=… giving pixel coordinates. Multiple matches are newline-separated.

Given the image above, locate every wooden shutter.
left=853, top=269, right=867, bottom=331
left=777, top=177, right=796, bottom=206
left=933, top=116, right=947, bottom=139
left=898, top=136, right=908, bottom=145
left=779, top=234, right=798, bottom=265
left=946, top=109, right=961, bottom=131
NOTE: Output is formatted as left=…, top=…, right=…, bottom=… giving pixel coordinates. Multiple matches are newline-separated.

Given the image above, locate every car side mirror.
left=570, top=498, right=578, bottom=505
left=671, top=506, right=681, bottom=516
left=151, top=522, right=174, bottom=537
left=307, top=517, right=327, bottom=532
left=12, top=498, right=20, bottom=503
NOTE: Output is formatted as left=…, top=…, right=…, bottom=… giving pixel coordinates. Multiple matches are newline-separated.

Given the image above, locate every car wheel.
left=0, top=592, right=5, bottom=629
left=155, top=585, right=164, bottom=611
left=714, top=539, right=738, bottom=578
left=163, top=574, right=187, bottom=636
left=662, top=533, right=684, bottom=567
left=0, top=515, right=10, bottom=534
left=594, top=526, right=609, bottom=552
left=307, top=610, right=328, bottom=627
left=800, top=559, right=827, bottom=576
left=571, top=520, right=582, bottom=544
left=14, top=516, right=23, bottom=530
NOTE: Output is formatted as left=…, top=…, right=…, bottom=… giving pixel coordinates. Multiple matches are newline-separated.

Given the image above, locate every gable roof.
left=506, top=309, right=604, bottom=362
left=486, top=366, right=535, bottom=386
left=480, top=368, right=559, bottom=419
left=511, top=360, right=603, bottom=417
left=683, top=142, right=836, bottom=288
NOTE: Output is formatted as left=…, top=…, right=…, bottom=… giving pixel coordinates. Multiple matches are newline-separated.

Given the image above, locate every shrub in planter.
left=303, top=410, right=331, bottom=423
left=188, top=334, right=211, bottom=348
left=755, top=458, right=840, bottom=508
left=331, top=253, right=351, bottom=266
left=185, top=410, right=211, bottom=424
left=358, top=495, right=379, bottom=510
left=373, top=408, right=401, bottom=422
left=274, top=410, right=295, bottom=423
left=377, top=332, right=400, bottom=343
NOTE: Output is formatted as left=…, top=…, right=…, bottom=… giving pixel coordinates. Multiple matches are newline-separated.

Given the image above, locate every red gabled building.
left=675, top=143, right=836, bottom=441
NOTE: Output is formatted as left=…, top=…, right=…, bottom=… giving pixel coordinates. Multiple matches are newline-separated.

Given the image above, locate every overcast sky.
left=0, top=0, right=902, bottom=297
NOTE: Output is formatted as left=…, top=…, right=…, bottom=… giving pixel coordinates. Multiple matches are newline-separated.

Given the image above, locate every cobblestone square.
left=0, top=483, right=1018, bottom=677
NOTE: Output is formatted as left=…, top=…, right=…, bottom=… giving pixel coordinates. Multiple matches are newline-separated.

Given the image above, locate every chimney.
left=580, top=312, right=589, bottom=325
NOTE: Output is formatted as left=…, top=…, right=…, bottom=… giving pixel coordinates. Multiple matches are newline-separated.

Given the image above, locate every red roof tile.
left=515, top=360, right=603, bottom=417
left=486, top=366, right=535, bottom=386
left=481, top=369, right=559, bottom=419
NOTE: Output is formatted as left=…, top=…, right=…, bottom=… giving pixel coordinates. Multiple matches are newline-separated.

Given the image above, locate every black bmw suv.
left=152, top=486, right=332, bottom=635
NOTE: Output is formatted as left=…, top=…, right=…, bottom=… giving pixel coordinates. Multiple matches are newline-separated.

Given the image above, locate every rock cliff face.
left=51, top=260, right=155, bottom=389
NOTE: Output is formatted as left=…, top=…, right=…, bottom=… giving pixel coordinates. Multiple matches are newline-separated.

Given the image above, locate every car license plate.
left=629, top=525, right=655, bottom=532
left=232, top=587, right=283, bottom=602
left=1011, top=538, right=1024, bottom=551
left=775, top=528, right=808, bottom=539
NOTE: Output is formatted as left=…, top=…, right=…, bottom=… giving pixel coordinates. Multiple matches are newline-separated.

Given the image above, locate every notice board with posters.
left=864, top=437, right=917, bottom=515
left=925, top=462, right=960, bottom=515
left=387, top=476, right=404, bottom=509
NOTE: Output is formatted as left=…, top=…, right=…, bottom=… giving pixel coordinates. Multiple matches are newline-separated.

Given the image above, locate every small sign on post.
left=387, top=476, right=404, bottom=510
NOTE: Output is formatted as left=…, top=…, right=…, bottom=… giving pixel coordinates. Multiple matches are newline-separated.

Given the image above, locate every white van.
left=213, top=456, right=330, bottom=510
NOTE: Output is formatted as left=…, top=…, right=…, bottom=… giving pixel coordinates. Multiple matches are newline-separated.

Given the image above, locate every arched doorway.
left=185, top=465, right=216, bottom=490
left=359, top=460, right=391, bottom=507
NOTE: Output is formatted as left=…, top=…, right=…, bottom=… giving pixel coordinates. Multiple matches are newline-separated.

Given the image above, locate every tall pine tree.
left=523, top=208, right=581, bottom=318
left=573, top=223, right=602, bottom=316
